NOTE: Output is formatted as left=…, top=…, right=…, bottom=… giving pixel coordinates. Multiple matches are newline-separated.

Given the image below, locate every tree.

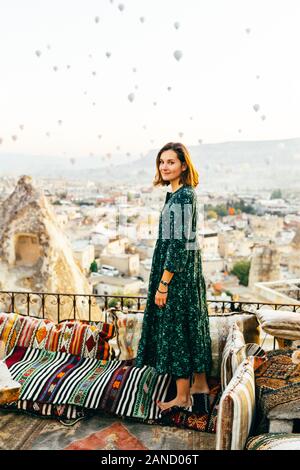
left=207, top=210, right=218, bottom=220
left=270, top=189, right=282, bottom=199
left=230, top=260, right=251, bottom=286
left=108, top=290, right=135, bottom=308
left=90, top=260, right=98, bottom=273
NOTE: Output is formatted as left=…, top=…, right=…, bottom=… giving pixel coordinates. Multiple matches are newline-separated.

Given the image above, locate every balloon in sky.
left=12, top=135, right=17, bottom=141
left=256, top=75, right=260, bottom=79
left=106, top=52, right=111, bottom=58
left=98, top=134, right=102, bottom=139
left=261, top=115, right=266, bottom=120
left=58, top=120, right=62, bottom=125
left=173, top=50, right=183, bottom=61
left=153, top=101, right=157, bottom=106
left=94, top=16, right=100, bottom=23
left=198, top=139, right=202, bottom=144
left=253, top=104, right=260, bottom=112
left=178, top=132, right=184, bottom=138
left=140, top=17, right=145, bottom=23
left=128, top=93, right=135, bottom=102
left=167, top=86, right=172, bottom=91
left=53, top=66, right=58, bottom=71
left=70, top=158, right=76, bottom=165
left=174, top=22, right=180, bottom=29
left=245, top=28, right=251, bottom=33
left=35, top=50, right=41, bottom=57
left=118, top=4, right=124, bottom=12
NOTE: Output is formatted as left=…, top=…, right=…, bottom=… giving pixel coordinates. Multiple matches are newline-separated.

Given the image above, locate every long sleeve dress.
left=135, top=184, right=212, bottom=380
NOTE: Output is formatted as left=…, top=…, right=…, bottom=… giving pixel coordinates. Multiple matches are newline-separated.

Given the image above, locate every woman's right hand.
left=155, top=287, right=168, bottom=308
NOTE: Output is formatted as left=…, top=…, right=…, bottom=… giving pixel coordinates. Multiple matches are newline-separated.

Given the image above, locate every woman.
left=135, top=142, right=212, bottom=414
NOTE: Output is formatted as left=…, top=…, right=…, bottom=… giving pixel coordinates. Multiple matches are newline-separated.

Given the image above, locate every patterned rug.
left=64, top=422, right=148, bottom=450
left=254, top=349, right=300, bottom=433
left=0, top=410, right=216, bottom=450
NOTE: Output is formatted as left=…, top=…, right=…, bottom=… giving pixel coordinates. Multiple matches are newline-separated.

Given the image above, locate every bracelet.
left=157, top=288, right=168, bottom=294
left=160, top=280, right=169, bottom=287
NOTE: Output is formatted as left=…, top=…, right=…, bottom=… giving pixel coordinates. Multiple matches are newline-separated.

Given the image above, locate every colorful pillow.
left=109, top=310, right=144, bottom=360
left=255, top=348, right=300, bottom=420
left=246, top=433, right=300, bottom=450
left=209, top=313, right=260, bottom=378
left=0, top=312, right=115, bottom=360
left=255, top=308, right=300, bottom=340
left=216, top=358, right=255, bottom=450
left=221, top=322, right=246, bottom=391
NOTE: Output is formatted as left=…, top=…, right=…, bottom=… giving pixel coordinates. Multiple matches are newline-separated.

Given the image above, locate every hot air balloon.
left=11, top=135, right=17, bottom=141
left=245, top=28, right=251, bottom=34
left=53, top=66, right=58, bottom=72
left=70, top=158, right=76, bottom=165
left=173, top=50, right=183, bottom=61
left=35, top=50, right=42, bottom=57
left=174, top=22, right=180, bottom=30
left=94, top=16, right=100, bottom=23
left=106, top=52, right=111, bottom=58
left=253, top=104, right=260, bottom=112
left=118, top=4, right=124, bottom=12
left=261, top=115, right=266, bottom=120
left=167, top=86, right=172, bottom=91
left=140, top=17, right=145, bottom=23
left=128, top=93, right=135, bottom=102
left=98, top=134, right=102, bottom=139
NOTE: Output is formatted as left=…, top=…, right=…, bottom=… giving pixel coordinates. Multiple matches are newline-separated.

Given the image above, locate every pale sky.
left=0, top=0, right=300, bottom=162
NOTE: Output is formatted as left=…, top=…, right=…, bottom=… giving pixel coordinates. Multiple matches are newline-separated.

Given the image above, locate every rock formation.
left=0, top=176, right=100, bottom=321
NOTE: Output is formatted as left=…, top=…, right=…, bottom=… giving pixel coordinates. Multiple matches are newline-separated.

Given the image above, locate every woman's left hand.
left=155, top=287, right=168, bottom=308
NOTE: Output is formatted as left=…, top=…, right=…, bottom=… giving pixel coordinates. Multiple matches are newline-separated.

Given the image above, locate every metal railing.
left=0, top=290, right=299, bottom=323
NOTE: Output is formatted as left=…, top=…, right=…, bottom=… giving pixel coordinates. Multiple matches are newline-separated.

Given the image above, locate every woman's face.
left=159, top=149, right=187, bottom=183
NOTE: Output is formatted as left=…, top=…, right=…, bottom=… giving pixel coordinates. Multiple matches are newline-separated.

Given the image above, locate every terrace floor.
left=0, top=409, right=216, bottom=450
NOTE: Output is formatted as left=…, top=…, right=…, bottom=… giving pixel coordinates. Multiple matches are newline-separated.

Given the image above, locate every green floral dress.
left=135, top=184, right=212, bottom=379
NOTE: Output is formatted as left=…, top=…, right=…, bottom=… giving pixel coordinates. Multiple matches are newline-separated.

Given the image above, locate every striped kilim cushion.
left=109, top=311, right=144, bottom=360
left=246, top=433, right=300, bottom=450
left=216, top=358, right=255, bottom=450
left=1, top=398, right=84, bottom=420
left=209, top=313, right=260, bottom=378
left=220, top=322, right=246, bottom=391
left=0, top=313, right=114, bottom=360
left=5, top=346, right=171, bottom=422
